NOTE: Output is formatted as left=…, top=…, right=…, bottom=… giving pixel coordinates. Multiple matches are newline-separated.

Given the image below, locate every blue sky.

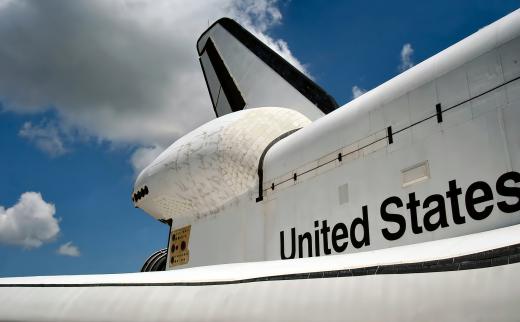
left=0, top=1, right=518, bottom=277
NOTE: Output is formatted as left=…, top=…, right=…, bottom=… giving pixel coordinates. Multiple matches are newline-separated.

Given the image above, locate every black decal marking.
left=496, top=171, right=520, bottom=213
left=314, top=220, right=320, bottom=257
left=387, top=126, right=393, bottom=144
left=423, top=194, right=449, bottom=232
left=381, top=196, right=406, bottom=241
left=446, top=180, right=465, bottom=225
left=298, top=232, right=313, bottom=258
left=436, top=103, right=443, bottom=123
left=331, top=223, right=349, bottom=252
left=280, top=228, right=296, bottom=260
left=321, top=220, right=332, bottom=255
left=350, top=206, right=370, bottom=249
left=465, top=181, right=494, bottom=221
left=407, top=192, right=423, bottom=234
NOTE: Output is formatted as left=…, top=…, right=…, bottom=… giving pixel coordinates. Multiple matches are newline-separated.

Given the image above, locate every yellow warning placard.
left=169, top=225, right=191, bottom=267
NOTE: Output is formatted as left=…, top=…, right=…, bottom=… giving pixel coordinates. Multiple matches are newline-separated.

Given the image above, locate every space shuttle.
left=1, top=9, right=520, bottom=322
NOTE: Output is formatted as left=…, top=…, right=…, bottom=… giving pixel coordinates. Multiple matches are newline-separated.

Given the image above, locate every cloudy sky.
left=0, top=0, right=518, bottom=277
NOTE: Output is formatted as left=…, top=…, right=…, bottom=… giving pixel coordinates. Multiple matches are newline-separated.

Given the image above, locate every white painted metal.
left=0, top=225, right=519, bottom=321
left=2, top=266, right=518, bottom=322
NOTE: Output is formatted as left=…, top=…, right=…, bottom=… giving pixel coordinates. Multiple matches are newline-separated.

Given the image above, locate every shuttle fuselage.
left=133, top=10, right=520, bottom=270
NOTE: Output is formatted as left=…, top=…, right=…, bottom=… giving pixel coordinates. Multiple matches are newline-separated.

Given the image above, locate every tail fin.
left=197, top=18, right=338, bottom=120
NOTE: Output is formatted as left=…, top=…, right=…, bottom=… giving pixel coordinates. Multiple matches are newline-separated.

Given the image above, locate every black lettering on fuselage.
left=331, top=222, right=348, bottom=252
left=298, top=232, right=313, bottom=258
left=279, top=171, right=520, bottom=260
left=497, top=171, right=520, bottom=213
left=350, top=206, right=370, bottom=248
left=446, top=180, right=465, bottom=224
left=465, top=181, right=494, bottom=220
left=280, top=228, right=295, bottom=259
left=406, top=192, right=422, bottom=234
left=321, top=220, right=332, bottom=255
left=423, top=194, right=449, bottom=231
left=380, top=196, right=406, bottom=241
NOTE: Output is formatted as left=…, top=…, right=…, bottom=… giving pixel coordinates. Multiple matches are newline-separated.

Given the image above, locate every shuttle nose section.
left=131, top=107, right=311, bottom=221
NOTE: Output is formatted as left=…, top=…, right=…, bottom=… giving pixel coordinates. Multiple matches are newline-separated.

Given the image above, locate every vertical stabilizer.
left=197, top=18, right=338, bottom=119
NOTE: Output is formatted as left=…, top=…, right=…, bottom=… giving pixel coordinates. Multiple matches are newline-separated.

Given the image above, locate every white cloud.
left=57, top=241, right=80, bottom=257
left=131, top=145, right=165, bottom=174
left=399, top=43, right=414, bottom=72
left=0, top=192, right=60, bottom=249
left=230, top=0, right=282, bottom=33
left=351, top=85, right=366, bottom=99
left=0, top=0, right=306, bottom=165
left=228, top=0, right=307, bottom=74
left=19, top=121, right=67, bottom=157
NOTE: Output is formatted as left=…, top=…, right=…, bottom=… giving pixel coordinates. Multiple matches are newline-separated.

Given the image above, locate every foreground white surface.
left=0, top=225, right=519, bottom=321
